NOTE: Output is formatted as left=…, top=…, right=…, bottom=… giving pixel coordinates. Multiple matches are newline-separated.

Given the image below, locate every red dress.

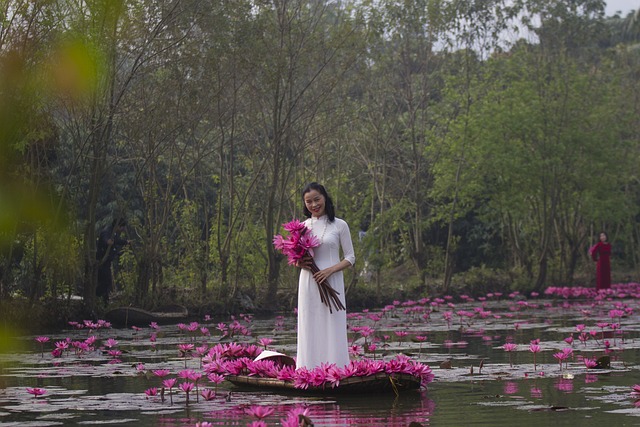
left=590, top=242, right=611, bottom=290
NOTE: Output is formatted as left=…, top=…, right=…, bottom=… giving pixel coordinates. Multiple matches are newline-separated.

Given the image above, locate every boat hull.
left=225, top=372, right=422, bottom=395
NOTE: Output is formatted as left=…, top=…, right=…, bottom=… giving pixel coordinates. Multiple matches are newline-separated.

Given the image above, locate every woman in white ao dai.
left=296, top=182, right=355, bottom=370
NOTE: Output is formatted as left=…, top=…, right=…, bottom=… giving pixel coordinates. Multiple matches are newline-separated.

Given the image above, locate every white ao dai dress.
left=296, top=215, right=355, bottom=370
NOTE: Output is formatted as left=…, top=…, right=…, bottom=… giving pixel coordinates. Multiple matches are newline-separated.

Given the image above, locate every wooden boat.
left=105, top=305, right=189, bottom=327
left=225, top=372, right=422, bottom=395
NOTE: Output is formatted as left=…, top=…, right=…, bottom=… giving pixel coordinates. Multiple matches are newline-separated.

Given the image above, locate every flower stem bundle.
left=308, top=257, right=345, bottom=312
left=273, top=219, right=345, bottom=312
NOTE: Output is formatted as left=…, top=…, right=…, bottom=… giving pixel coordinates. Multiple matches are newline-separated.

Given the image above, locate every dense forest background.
left=1, top=0, right=639, bottom=326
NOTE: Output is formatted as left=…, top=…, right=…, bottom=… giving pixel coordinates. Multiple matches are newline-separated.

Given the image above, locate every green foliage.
left=1, top=0, right=640, bottom=321
left=11, top=225, right=81, bottom=300
left=449, top=265, right=515, bottom=297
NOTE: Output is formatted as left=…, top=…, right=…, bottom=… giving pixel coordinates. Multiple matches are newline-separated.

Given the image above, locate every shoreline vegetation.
left=1, top=276, right=637, bottom=334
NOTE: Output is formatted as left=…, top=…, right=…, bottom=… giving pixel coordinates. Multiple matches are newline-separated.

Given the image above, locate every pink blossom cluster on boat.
left=202, top=343, right=434, bottom=389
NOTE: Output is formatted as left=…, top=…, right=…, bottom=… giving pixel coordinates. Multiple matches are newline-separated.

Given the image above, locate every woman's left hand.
left=313, top=267, right=333, bottom=284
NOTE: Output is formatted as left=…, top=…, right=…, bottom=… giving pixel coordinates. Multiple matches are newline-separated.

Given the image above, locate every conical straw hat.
left=254, top=350, right=295, bottom=366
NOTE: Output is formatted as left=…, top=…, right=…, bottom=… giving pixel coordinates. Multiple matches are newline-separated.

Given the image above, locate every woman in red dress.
left=590, top=232, right=611, bottom=290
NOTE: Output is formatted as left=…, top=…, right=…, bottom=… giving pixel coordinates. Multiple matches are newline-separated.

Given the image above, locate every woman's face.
left=600, top=233, right=608, bottom=242
left=304, top=189, right=326, bottom=218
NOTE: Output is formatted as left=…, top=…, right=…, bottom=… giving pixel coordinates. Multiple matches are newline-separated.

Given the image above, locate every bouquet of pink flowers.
left=273, top=219, right=345, bottom=312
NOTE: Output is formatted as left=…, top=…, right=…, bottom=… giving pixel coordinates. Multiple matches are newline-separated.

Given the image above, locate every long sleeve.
left=338, top=219, right=355, bottom=266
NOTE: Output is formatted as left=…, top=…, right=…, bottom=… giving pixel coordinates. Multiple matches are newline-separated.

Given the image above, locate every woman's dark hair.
left=302, top=182, right=335, bottom=222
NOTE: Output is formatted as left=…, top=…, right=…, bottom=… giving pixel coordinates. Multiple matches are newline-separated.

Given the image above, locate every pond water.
left=2, top=284, right=640, bottom=426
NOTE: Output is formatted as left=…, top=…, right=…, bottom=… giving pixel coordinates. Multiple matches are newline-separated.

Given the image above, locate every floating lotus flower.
left=103, top=338, right=118, bottom=348
left=258, top=338, right=273, bottom=349
left=178, top=381, right=194, bottom=405
left=54, top=340, right=69, bottom=352
left=178, top=343, right=194, bottom=367
left=502, top=343, right=517, bottom=367
left=529, top=343, right=541, bottom=371
left=583, top=357, right=597, bottom=369
left=207, top=373, right=225, bottom=389
left=34, top=336, right=49, bottom=358
left=578, top=332, right=590, bottom=347
left=349, top=345, right=363, bottom=357
left=163, top=378, right=177, bottom=405
left=144, top=387, right=157, bottom=398
left=26, top=387, right=47, bottom=398
left=553, top=348, right=572, bottom=370
left=200, top=388, right=216, bottom=401
left=153, top=369, right=170, bottom=378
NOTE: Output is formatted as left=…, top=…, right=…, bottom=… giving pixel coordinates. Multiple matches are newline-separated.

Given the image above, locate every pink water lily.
left=178, top=381, right=194, bottom=405
left=553, top=349, right=572, bottom=370
left=55, top=340, right=69, bottom=351
left=274, top=219, right=344, bottom=311
left=276, top=365, right=296, bottom=382
left=200, top=388, right=216, bottom=401
left=178, top=344, right=194, bottom=367
left=144, top=387, right=158, bottom=398
left=349, top=345, right=363, bottom=357
left=163, top=378, right=177, bottom=405
left=178, top=369, right=196, bottom=379
left=529, top=343, right=541, bottom=371
left=26, top=387, right=47, bottom=398
left=178, top=343, right=194, bottom=354
left=195, top=344, right=209, bottom=359
left=583, top=357, right=597, bottom=369
left=503, top=343, right=517, bottom=367
left=273, top=220, right=320, bottom=265
left=292, top=367, right=312, bottom=389
left=207, top=373, right=225, bottom=385
left=35, top=336, right=50, bottom=357
left=258, top=338, right=273, bottom=348
left=103, top=338, right=118, bottom=348
left=153, top=369, right=170, bottom=378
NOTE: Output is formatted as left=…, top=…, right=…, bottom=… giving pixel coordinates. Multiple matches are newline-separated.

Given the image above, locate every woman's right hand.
left=296, top=254, right=313, bottom=269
